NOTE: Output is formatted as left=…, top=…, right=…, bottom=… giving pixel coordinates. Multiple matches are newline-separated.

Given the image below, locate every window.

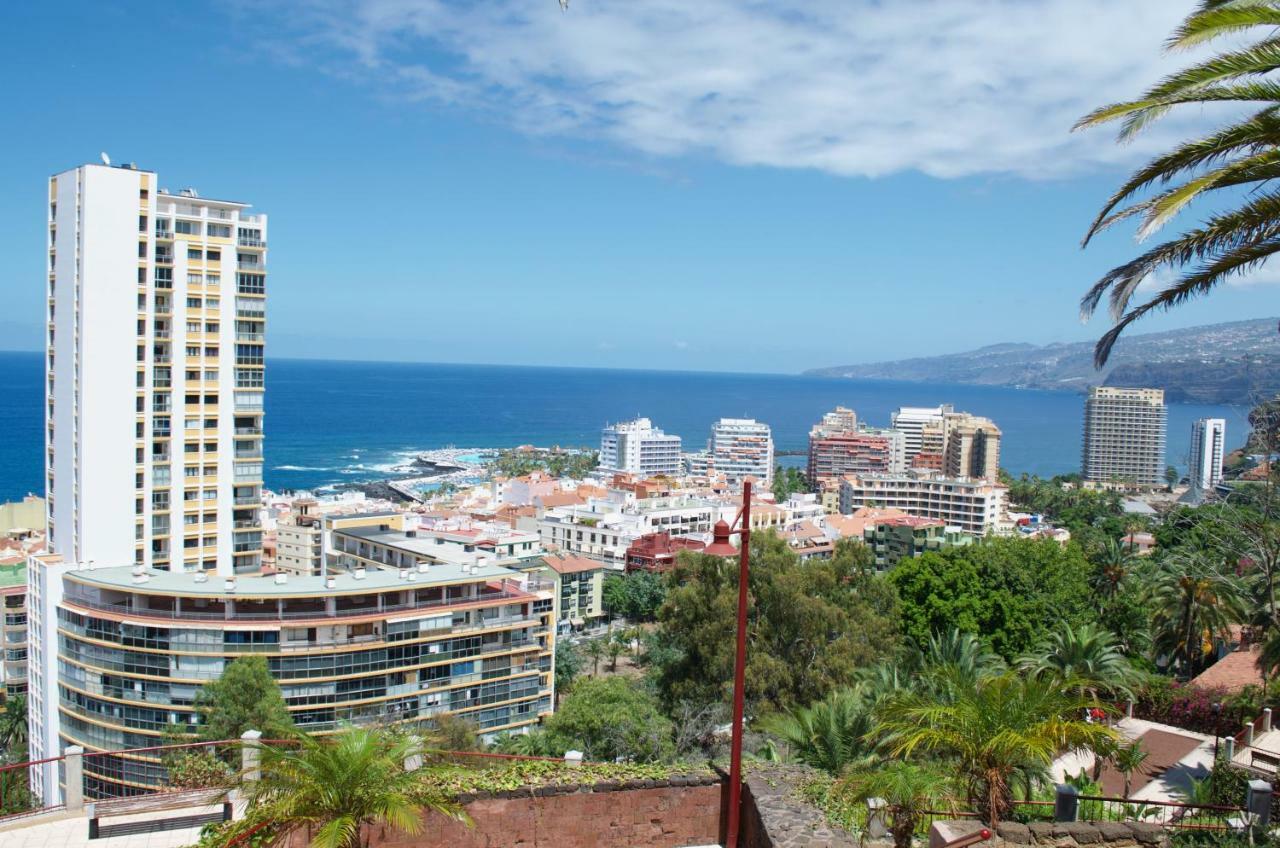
left=188, top=249, right=202, bottom=260
left=138, top=216, right=147, bottom=233
left=207, top=250, right=221, bottom=261
left=137, top=242, right=147, bottom=258
left=206, top=296, right=220, bottom=309
left=175, top=220, right=199, bottom=235
left=186, top=297, right=203, bottom=308
left=207, top=225, right=230, bottom=239
left=188, top=273, right=203, bottom=285
left=185, top=346, right=201, bottom=357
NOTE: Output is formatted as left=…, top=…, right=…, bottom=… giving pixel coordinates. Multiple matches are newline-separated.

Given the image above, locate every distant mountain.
left=805, top=318, right=1280, bottom=405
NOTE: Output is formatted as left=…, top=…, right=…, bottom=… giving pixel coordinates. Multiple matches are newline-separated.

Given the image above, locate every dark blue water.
left=0, top=351, right=1251, bottom=498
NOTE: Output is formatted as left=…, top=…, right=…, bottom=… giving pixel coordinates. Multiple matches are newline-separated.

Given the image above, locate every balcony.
left=237, top=237, right=265, bottom=248
left=155, top=254, right=174, bottom=265
left=236, top=332, right=265, bottom=343
left=155, top=230, right=174, bottom=240
left=234, top=494, right=260, bottom=506
left=237, top=261, right=264, bottom=271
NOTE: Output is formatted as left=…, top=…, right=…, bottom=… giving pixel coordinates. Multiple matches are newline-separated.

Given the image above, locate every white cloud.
left=261, top=0, right=1230, bottom=180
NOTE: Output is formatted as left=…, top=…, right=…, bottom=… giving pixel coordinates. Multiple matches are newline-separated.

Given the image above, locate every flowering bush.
left=1131, top=679, right=1248, bottom=735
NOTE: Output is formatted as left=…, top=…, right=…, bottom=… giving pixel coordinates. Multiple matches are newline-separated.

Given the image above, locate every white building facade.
left=1189, top=418, right=1227, bottom=491
left=708, top=418, right=774, bottom=485
left=891, top=405, right=954, bottom=463
left=837, top=474, right=1012, bottom=536
left=1081, top=387, right=1168, bottom=487
left=46, top=163, right=266, bottom=576
left=598, top=418, right=683, bottom=477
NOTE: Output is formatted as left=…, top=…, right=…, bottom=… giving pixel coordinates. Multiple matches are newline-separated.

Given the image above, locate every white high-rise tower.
left=1189, top=418, right=1227, bottom=491
left=45, top=163, right=266, bottom=576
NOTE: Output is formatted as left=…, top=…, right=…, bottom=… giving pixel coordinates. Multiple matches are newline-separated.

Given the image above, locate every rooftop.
left=63, top=560, right=520, bottom=599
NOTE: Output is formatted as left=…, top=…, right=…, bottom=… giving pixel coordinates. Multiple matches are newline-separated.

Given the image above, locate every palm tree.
left=1075, top=1, right=1280, bottom=364
left=1092, top=540, right=1136, bottom=604
left=583, top=638, right=606, bottom=676
left=912, top=628, right=1006, bottom=699
left=1147, top=556, right=1246, bottom=676
left=877, top=673, right=1117, bottom=825
left=841, top=762, right=957, bottom=848
left=1112, top=741, right=1150, bottom=800
left=762, top=687, right=878, bottom=776
left=0, top=696, right=28, bottom=759
left=236, top=726, right=467, bottom=848
left=1018, top=622, right=1142, bottom=699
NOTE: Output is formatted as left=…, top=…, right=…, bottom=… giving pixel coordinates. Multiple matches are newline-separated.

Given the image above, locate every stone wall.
left=740, top=766, right=857, bottom=848
left=931, top=820, right=1175, bottom=848
left=342, top=772, right=724, bottom=848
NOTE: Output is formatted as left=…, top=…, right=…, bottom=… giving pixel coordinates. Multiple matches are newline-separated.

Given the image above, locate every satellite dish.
left=100, top=152, right=110, bottom=166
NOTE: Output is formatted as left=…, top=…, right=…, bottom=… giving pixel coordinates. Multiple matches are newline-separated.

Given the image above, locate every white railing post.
left=1264, top=708, right=1273, bottom=733
left=563, top=750, right=583, bottom=768
left=1246, top=722, right=1256, bottom=747
left=241, top=730, right=263, bottom=782
left=63, top=746, right=84, bottom=812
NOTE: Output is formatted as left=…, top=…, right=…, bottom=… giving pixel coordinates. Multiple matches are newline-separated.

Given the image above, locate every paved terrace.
left=1050, top=717, right=1216, bottom=802
left=0, top=802, right=238, bottom=848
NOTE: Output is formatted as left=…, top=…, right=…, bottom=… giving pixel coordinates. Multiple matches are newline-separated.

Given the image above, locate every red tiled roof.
left=1189, top=645, right=1265, bottom=692
left=538, top=555, right=603, bottom=575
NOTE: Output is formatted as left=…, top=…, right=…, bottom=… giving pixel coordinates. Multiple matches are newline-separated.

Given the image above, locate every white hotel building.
left=598, top=418, right=683, bottom=477
left=708, top=418, right=774, bottom=486
left=837, top=473, right=1012, bottom=536
left=45, top=163, right=266, bottom=577
left=1189, top=418, right=1227, bottom=492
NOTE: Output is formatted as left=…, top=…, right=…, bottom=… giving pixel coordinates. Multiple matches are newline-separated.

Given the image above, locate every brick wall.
left=305, top=773, right=724, bottom=848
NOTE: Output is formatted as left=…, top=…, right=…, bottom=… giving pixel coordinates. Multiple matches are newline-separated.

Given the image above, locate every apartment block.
left=1081, top=387, right=1167, bottom=487
left=891, top=405, right=954, bottom=463
left=942, top=414, right=1002, bottom=481
left=0, top=564, right=27, bottom=699
left=864, top=516, right=973, bottom=570
left=1189, top=418, right=1227, bottom=491
left=837, top=473, right=1012, bottom=536
left=708, top=418, right=774, bottom=486
left=807, top=407, right=905, bottom=486
left=46, top=163, right=266, bottom=576
left=598, top=418, right=682, bottom=477
left=28, top=552, right=553, bottom=802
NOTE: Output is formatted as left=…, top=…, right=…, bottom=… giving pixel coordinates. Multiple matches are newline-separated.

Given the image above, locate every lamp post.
left=703, top=480, right=752, bottom=848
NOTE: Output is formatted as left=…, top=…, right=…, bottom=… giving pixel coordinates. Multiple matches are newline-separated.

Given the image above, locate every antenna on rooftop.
left=100, top=152, right=111, bottom=166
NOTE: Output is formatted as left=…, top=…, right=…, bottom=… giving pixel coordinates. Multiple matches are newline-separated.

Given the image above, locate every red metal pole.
left=725, top=480, right=752, bottom=848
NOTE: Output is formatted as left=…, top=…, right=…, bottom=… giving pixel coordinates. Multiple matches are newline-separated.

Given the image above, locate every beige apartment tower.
left=46, top=163, right=266, bottom=576
left=1081, top=387, right=1167, bottom=486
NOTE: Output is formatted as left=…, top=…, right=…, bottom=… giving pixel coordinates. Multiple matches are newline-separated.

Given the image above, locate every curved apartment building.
left=29, top=555, right=554, bottom=800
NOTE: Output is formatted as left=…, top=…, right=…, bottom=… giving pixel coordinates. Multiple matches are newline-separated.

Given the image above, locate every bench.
left=1250, top=750, right=1280, bottom=773
left=87, top=788, right=232, bottom=839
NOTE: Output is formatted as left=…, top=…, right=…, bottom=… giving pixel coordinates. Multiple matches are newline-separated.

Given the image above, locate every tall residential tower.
left=1081, top=387, right=1167, bottom=486
left=1189, top=418, right=1227, bottom=491
left=46, top=163, right=266, bottom=576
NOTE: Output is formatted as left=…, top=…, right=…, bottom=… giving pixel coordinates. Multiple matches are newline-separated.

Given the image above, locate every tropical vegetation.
left=1075, top=0, right=1280, bottom=364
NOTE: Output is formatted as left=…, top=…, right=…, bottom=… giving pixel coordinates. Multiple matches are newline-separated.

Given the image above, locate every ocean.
left=0, top=350, right=1252, bottom=499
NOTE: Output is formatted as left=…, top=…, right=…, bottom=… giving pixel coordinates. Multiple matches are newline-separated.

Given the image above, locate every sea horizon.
left=0, top=349, right=1251, bottom=500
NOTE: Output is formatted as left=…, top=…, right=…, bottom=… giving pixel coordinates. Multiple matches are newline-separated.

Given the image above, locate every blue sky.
left=2, top=0, right=1279, bottom=373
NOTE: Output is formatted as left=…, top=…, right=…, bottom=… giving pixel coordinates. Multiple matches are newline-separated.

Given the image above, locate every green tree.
left=192, top=655, right=295, bottom=741
left=1017, top=622, right=1141, bottom=699
left=878, top=674, right=1116, bottom=826
left=771, top=465, right=809, bottom=502
left=602, top=571, right=668, bottom=622
left=1075, top=3, right=1280, bottom=363
left=1166, top=466, right=1181, bottom=489
left=0, top=695, right=28, bottom=759
left=606, top=634, right=625, bottom=672
left=655, top=533, right=899, bottom=711
left=554, top=640, right=582, bottom=700
left=1148, top=556, right=1247, bottom=676
left=429, top=714, right=481, bottom=753
left=762, top=687, right=878, bottom=775
left=230, top=726, right=467, bottom=848
left=841, top=762, right=957, bottom=848
left=888, top=538, right=1094, bottom=661
left=545, top=677, right=673, bottom=762
left=1112, top=741, right=1150, bottom=800
left=583, top=638, right=606, bottom=676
